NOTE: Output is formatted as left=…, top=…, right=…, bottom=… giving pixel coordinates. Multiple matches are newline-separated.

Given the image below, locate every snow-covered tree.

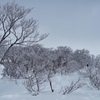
left=0, top=2, right=48, bottom=65
left=54, top=46, right=73, bottom=74
left=73, top=49, right=91, bottom=69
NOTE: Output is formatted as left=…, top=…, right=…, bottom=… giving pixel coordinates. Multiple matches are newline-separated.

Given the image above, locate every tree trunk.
left=48, top=75, right=54, bottom=92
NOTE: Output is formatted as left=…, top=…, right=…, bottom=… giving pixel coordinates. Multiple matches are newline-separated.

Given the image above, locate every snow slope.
left=0, top=71, right=100, bottom=100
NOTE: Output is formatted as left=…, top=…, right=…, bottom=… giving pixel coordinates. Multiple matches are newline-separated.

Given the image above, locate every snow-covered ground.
left=0, top=67, right=100, bottom=100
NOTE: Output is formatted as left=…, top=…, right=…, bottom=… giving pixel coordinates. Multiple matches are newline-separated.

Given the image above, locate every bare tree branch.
left=0, top=2, right=48, bottom=63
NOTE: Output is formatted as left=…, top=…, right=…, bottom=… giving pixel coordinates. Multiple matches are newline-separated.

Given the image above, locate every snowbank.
left=0, top=72, right=100, bottom=100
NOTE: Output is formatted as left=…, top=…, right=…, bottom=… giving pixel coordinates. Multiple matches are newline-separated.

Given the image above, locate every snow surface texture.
left=0, top=72, right=100, bottom=100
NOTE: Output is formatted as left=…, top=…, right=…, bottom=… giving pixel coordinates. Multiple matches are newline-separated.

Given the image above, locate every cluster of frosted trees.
left=0, top=2, right=100, bottom=95
left=1, top=44, right=100, bottom=95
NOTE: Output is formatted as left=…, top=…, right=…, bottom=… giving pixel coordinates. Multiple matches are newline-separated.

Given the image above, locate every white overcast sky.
left=1, top=0, right=100, bottom=55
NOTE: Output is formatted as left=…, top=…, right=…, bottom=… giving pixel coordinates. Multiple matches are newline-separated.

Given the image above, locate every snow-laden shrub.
left=60, top=78, right=86, bottom=95
left=78, top=65, right=100, bottom=90
left=90, top=76, right=100, bottom=90
left=23, top=69, right=46, bottom=96
left=0, top=64, right=4, bottom=79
